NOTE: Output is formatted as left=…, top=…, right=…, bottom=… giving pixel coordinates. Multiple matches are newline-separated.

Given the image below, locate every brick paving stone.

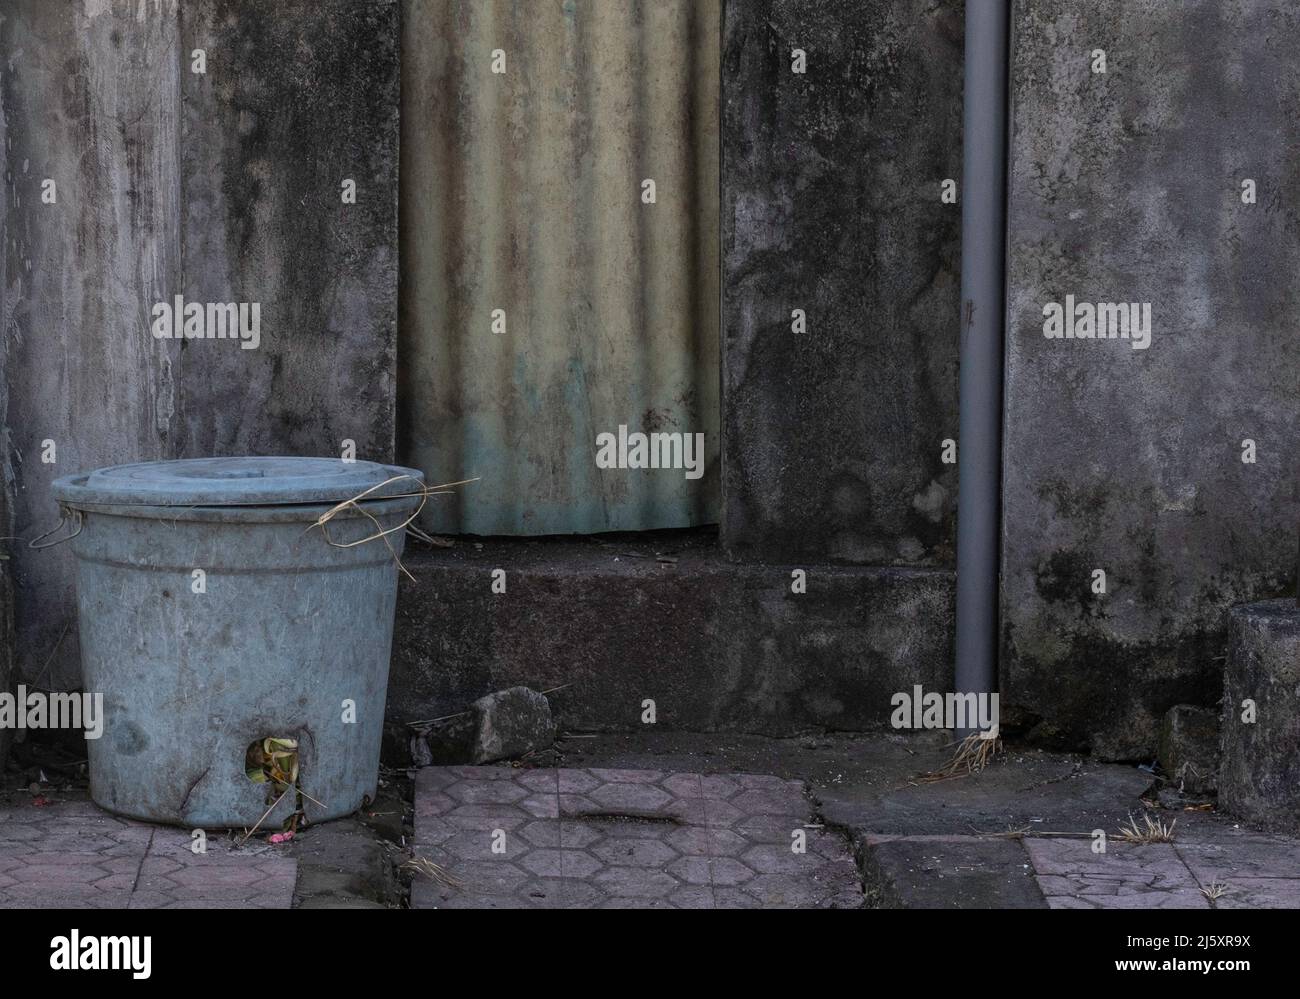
left=668, top=798, right=745, bottom=828
left=589, top=782, right=674, bottom=813
left=590, top=769, right=664, bottom=784
left=669, top=884, right=717, bottom=909
left=593, top=836, right=679, bottom=868
left=411, top=766, right=863, bottom=909
left=663, top=773, right=740, bottom=799
left=0, top=791, right=297, bottom=909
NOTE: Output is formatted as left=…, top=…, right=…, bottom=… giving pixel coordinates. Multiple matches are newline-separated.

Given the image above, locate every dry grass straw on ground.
left=914, top=731, right=1004, bottom=784
left=1116, top=811, right=1177, bottom=844
left=402, top=854, right=462, bottom=889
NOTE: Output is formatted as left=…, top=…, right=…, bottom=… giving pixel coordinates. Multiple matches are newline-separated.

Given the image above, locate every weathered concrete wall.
left=721, top=0, right=963, bottom=565
left=1002, top=1, right=1300, bottom=758
left=388, top=534, right=953, bottom=739
left=179, top=0, right=399, bottom=459
left=1, top=0, right=399, bottom=690
left=400, top=0, right=720, bottom=536
left=1, top=0, right=183, bottom=692
left=0, top=38, right=8, bottom=771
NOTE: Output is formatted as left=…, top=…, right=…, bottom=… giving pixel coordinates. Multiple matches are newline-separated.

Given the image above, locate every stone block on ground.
left=406, top=687, right=555, bottom=766
left=1158, top=704, right=1220, bottom=794
left=1219, top=600, right=1300, bottom=831
left=470, top=688, right=555, bottom=765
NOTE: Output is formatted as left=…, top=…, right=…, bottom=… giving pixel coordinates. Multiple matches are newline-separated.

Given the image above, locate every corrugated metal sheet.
left=399, top=0, right=720, bottom=534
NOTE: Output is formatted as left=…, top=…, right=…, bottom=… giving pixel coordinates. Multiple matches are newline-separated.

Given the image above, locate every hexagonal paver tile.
left=414, top=791, right=457, bottom=818
left=519, top=794, right=560, bottom=818
left=449, top=860, right=531, bottom=894
left=593, top=867, right=680, bottom=899
left=707, top=857, right=757, bottom=887
left=445, top=806, right=530, bottom=830
left=588, top=782, right=673, bottom=814
left=444, top=779, right=528, bottom=805
left=414, top=816, right=458, bottom=847
left=588, top=769, right=663, bottom=784
left=517, top=820, right=602, bottom=850
left=665, top=825, right=747, bottom=857
left=711, top=887, right=763, bottom=909
left=519, top=849, right=603, bottom=879
left=517, top=877, right=604, bottom=909
left=667, top=797, right=743, bottom=828
left=744, top=873, right=836, bottom=908
left=557, top=794, right=599, bottom=815
left=662, top=773, right=741, bottom=800
left=666, top=856, right=714, bottom=886
left=742, top=843, right=819, bottom=875
left=516, top=771, right=559, bottom=793
left=556, top=770, right=602, bottom=793
left=592, top=837, right=679, bottom=868
left=599, top=895, right=674, bottom=908
left=669, top=884, right=716, bottom=909
left=444, top=829, right=529, bottom=861
left=734, top=813, right=804, bottom=841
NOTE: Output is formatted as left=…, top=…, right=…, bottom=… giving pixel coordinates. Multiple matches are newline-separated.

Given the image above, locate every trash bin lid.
left=51, top=456, right=424, bottom=508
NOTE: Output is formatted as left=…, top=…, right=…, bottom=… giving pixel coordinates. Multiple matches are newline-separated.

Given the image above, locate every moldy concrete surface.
left=1001, top=0, right=1300, bottom=759
left=721, top=0, right=963, bottom=566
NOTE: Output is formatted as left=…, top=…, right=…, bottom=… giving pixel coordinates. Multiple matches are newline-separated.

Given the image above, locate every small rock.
left=469, top=687, right=555, bottom=764
left=408, top=733, right=433, bottom=768
left=1158, top=704, right=1219, bottom=794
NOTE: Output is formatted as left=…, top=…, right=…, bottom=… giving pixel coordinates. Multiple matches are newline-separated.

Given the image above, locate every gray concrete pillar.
left=1219, top=600, right=1300, bottom=829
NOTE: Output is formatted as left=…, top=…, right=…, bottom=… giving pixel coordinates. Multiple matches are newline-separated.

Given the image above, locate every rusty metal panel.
left=400, top=0, right=720, bottom=534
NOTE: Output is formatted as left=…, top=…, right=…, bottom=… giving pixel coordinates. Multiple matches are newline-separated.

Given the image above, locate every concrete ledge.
left=1220, top=599, right=1300, bottom=831
left=388, top=531, right=953, bottom=738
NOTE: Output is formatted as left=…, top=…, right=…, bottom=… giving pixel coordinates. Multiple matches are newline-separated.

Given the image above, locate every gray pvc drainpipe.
left=955, top=0, right=1009, bottom=732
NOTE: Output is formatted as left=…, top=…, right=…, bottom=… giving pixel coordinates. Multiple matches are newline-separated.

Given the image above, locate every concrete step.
left=388, top=531, right=954, bottom=745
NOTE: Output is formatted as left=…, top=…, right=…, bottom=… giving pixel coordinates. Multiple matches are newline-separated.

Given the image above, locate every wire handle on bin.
left=28, top=507, right=84, bottom=549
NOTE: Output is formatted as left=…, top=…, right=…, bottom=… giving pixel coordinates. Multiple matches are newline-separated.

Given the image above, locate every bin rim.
left=51, top=456, right=426, bottom=509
